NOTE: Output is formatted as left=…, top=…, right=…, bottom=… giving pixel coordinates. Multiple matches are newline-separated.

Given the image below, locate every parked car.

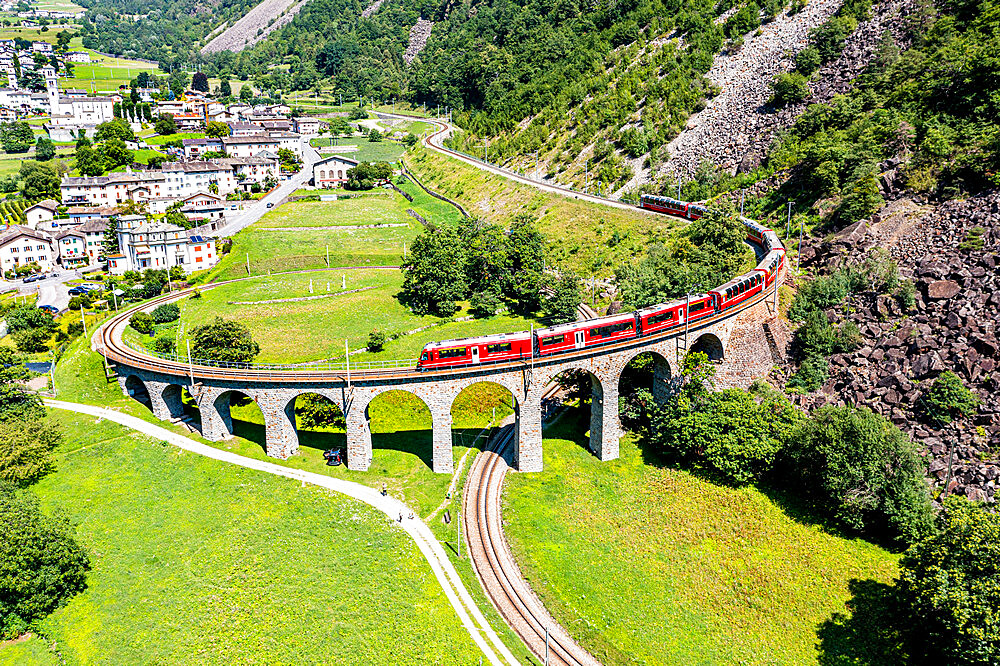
left=37, top=305, right=59, bottom=316
left=22, top=274, right=43, bottom=283
left=67, top=285, right=89, bottom=296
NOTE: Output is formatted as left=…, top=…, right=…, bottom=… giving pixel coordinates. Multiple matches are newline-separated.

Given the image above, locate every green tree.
left=205, top=121, right=229, bottom=138
left=367, top=329, right=387, bottom=352
left=99, top=137, right=134, bottom=169
left=650, top=359, right=803, bottom=485
left=168, top=70, right=189, bottom=99
left=542, top=271, right=581, bottom=325
left=783, top=405, right=934, bottom=545
left=921, top=370, right=979, bottom=424
left=93, top=118, right=135, bottom=143
left=151, top=303, right=180, bottom=324
left=0, top=347, right=42, bottom=422
left=16, top=70, right=45, bottom=92
left=154, top=113, right=177, bottom=136
left=189, top=317, right=261, bottom=364
left=399, top=226, right=467, bottom=316
left=795, top=46, right=822, bottom=75
left=75, top=143, right=106, bottom=177
left=0, top=418, right=62, bottom=487
left=838, top=170, right=884, bottom=225
left=102, top=217, right=119, bottom=256
left=239, top=86, right=253, bottom=102
left=0, top=121, right=34, bottom=153
left=504, top=216, right=545, bottom=314
left=219, top=79, right=232, bottom=97
left=34, top=136, right=55, bottom=162
left=191, top=71, right=209, bottom=92
left=19, top=161, right=60, bottom=199
left=0, top=486, right=90, bottom=640
left=896, top=497, right=1000, bottom=663
left=129, top=311, right=154, bottom=334
left=770, top=72, right=810, bottom=105
left=368, top=127, right=382, bottom=142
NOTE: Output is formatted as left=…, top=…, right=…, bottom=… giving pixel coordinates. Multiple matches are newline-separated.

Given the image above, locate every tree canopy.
left=189, top=317, right=261, bottom=364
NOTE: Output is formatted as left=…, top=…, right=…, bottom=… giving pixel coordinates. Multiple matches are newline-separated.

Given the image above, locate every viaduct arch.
left=105, top=282, right=782, bottom=474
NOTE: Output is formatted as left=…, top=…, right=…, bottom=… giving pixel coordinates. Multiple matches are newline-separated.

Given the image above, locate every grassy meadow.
left=503, top=416, right=899, bottom=664
left=405, top=143, right=678, bottom=276
left=313, top=137, right=406, bottom=163
left=0, top=410, right=483, bottom=665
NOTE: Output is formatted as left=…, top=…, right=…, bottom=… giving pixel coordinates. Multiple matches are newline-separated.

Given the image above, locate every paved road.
left=213, top=137, right=322, bottom=238
left=0, top=270, right=85, bottom=311
left=43, top=398, right=522, bottom=666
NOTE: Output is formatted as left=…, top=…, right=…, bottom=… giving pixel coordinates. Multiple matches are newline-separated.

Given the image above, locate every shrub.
left=921, top=371, right=979, bottom=424
left=770, top=72, right=810, bottom=105
left=296, top=394, right=345, bottom=429
left=896, top=497, right=1000, bottom=663
left=795, top=46, right=822, bottom=75
left=0, top=418, right=62, bottom=486
left=149, top=336, right=177, bottom=355
left=0, top=486, right=90, bottom=639
left=894, top=279, right=916, bottom=311
left=959, top=226, right=985, bottom=251
left=783, top=405, right=934, bottom=545
left=129, top=311, right=154, bottom=334
left=189, top=317, right=260, bottom=364
left=13, top=328, right=50, bottom=353
left=151, top=303, right=180, bottom=324
left=367, top=329, right=387, bottom=352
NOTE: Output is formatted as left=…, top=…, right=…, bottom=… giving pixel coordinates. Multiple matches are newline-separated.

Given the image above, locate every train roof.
left=634, top=294, right=711, bottom=316
left=422, top=329, right=532, bottom=350
left=536, top=312, right=637, bottom=337
left=763, top=229, right=783, bottom=249
left=640, top=193, right=685, bottom=205
left=711, top=270, right=763, bottom=294
left=758, top=248, right=785, bottom=266
left=741, top=216, right=770, bottom=233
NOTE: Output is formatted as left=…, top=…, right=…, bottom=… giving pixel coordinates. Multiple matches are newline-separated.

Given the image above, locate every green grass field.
left=313, top=137, right=406, bottom=163
left=503, top=416, right=899, bottom=664
left=405, top=144, right=679, bottom=276
left=143, top=132, right=205, bottom=145
left=257, top=195, right=412, bottom=228
left=0, top=410, right=483, bottom=665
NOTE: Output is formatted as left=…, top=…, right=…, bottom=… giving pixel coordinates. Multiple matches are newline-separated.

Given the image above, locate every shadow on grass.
left=543, top=409, right=595, bottom=458
left=815, top=579, right=905, bottom=665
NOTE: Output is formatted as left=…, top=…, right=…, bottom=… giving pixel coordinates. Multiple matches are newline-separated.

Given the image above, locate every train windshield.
left=420, top=352, right=428, bottom=361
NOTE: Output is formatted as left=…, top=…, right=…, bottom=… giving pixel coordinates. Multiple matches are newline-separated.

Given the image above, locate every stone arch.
left=690, top=332, right=725, bottom=362
left=353, top=388, right=444, bottom=473
left=160, top=383, right=198, bottom=424
left=531, top=365, right=619, bottom=465
left=205, top=389, right=268, bottom=454
left=618, top=350, right=674, bottom=409
left=123, top=375, right=152, bottom=412
left=449, top=380, right=517, bottom=454
left=287, top=391, right=346, bottom=456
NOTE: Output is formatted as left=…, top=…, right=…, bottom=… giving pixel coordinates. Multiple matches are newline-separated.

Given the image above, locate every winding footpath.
left=43, top=399, right=521, bottom=666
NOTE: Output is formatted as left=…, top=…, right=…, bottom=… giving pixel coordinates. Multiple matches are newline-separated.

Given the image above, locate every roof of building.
left=160, top=161, right=234, bottom=174
left=62, top=172, right=164, bottom=187
left=315, top=154, right=359, bottom=167
left=55, top=229, right=85, bottom=240
left=0, top=224, right=52, bottom=246
left=129, top=221, right=185, bottom=234
left=181, top=137, right=222, bottom=146
left=77, top=218, right=109, bottom=233
left=25, top=198, right=59, bottom=213
left=222, top=135, right=279, bottom=145
left=67, top=206, right=118, bottom=216
left=182, top=191, right=222, bottom=202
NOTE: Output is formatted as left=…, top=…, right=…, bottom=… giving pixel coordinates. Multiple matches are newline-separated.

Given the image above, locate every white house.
left=23, top=199, right=59, bottom=229
left=269, top=131, right=303, bottom=157
left=54, top=230, right=87, bottom=267
left=160, top=161, right=237, bottom=197
left=107, top=217, right=218, bottom=275
left=222, top=135, right=280, bottom=158
left=65, top=51, right=91, bottom=63
left=61, top=171, right=167, bottom=206
left=313, top=155, right=359, bottom=188
left=216, top=154, right=279, bottom=186
left=0, top=225, right=55, bottom=274
left=76, top=218, right=109, bottom=263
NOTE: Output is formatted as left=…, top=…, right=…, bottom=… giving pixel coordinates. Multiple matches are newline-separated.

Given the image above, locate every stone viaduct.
left=104, top=291, right=786, bottom=475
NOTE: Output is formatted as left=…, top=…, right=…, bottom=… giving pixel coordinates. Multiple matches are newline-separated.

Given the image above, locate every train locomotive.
left=416, top=199, right=786, bottom=371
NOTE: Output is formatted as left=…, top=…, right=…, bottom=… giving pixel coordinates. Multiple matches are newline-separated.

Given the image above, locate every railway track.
left=463, top=393, right=600, bottom=666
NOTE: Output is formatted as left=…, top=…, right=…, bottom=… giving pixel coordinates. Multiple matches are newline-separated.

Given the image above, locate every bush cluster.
left=151, top=303, right=180, bottom=324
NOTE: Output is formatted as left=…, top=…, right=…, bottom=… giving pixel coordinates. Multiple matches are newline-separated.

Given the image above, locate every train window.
left=438, top=347, right=468, bottom=359
left=648, top=311, right=675, bottom=325
left=540, top=334, right=564, bottom=346
left=486, top=342, right=512, bottom=354
left=689, top=301, right=705, bottom=312
left=420, top=352, right=428, bottom=361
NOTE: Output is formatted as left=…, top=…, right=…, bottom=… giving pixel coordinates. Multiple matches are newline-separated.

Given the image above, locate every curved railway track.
left=464, top=418, right=599, bottom=666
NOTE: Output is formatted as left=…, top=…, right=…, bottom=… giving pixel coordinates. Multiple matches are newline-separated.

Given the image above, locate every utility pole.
left=80, top=303, right=86, bottom=336
left=796, top=220, right=804, bottom=272
left=676, top=173, right=681, bottom=199
left=786, top=201, right=793, bottom=238
left=345, top=339, right=351, bottom=388
left=457, top=509, right=461, bottom=558
left=187, top=340, right=194, bottom=386
left=740, top=190, right=745, bottom=216
left=545, top=627, right=550, bottom=666
left=245, top=252, right=250, bottom=275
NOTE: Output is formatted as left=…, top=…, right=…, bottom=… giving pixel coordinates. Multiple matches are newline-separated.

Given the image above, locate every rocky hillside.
left=793, top=191, right=999, bottom=503
left=201, top=0, right=311, bottom=54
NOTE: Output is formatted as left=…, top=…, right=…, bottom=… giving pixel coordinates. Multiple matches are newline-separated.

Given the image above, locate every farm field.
left=59, top=53, right=162, bottom=92
left=143, top=132, right=206, bottom=145
left=503, top=417, right=899, bottom=665
left=405, top=144, right=678, bottom=276
left=0, top=410, right=482, bottom=665
left=257, top=194, right=413, bottom=228
left=313, top=137, right=406, bottom=163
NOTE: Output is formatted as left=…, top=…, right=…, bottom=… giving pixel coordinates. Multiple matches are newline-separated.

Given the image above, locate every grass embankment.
left=52, top=333, right=511, bottom=517
left=503, top=416, right=899, bottom=664
left=405, top=144, right=676, bottom=276
left=212, top=186, right=461, bottom=279
left=0, top=411, right=482, bottom=664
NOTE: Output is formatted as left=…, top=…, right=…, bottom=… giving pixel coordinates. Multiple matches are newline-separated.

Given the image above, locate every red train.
left=415, top=200, right=786, bottom=371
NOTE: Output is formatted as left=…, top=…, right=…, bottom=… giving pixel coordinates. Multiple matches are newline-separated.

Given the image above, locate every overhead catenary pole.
left=187, top=339, right=194, bottom=387
left=796, top=220, right=804, bottom=272
left=246, top=252, right=250, bottom=275
left=457, top=509, right=462, bottom=558
left=345, top=338, right=351, bottom=388
left=80, top=303, right=87, bottom=336
left=786, top=201, right=792, bottom=238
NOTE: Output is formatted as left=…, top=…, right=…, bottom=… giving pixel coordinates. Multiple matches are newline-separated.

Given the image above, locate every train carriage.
left=763, top=229, right=782, bottom=252
left=418, top=331, right=533, bottom=370
left=534, top=312, right=639, bottom=356
left=742, top=217, right=770, bottom=245
left=639, top=194, right=688, bottom=217
left=687, top=203, right=709, bottom=219
left=756, top=249, right=785, bottom=287
left=636, top=302, right=686, bottom=335
left=711, top=271, right=765, bottom=312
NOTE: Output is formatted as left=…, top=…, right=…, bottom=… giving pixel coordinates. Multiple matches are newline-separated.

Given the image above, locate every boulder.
left=926, top=280, right=961, bottom=300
